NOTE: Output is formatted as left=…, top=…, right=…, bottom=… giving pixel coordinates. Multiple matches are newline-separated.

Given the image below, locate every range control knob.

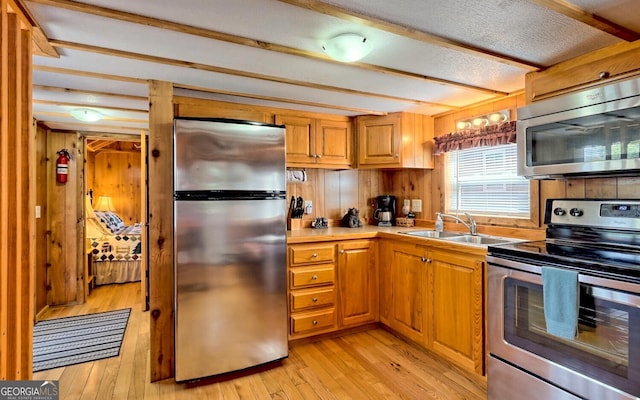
left=569, top=208, right=584, bottom=217
left=553, top=207, right=566, bottom=216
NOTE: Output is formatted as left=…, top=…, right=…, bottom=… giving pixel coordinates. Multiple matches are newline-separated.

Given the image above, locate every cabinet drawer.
left=290, top=265, right=335, bottom=289
left=290, top=287, right=335, bottom=311
left=289, top=244, right=335, bottom=265
left=291, top=309, right=336, bottom=334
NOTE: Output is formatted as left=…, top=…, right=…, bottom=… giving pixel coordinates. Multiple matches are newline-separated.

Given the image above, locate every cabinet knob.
left=394, top=154, right=399, bottom=158
left=311, top=275, right=318, bottom=280
left=599, top=71, right=610, bottom=79
left=421, top=257, right=432, bottom=263
left=339, top=249, right=345, bottom=254
left=312, top=297, right=318, bottom=302
left=312, top=320, right=318, bottom=325
left=311, top=253, right=318, bottom=258
left=316, top=154, right=322, bottom=159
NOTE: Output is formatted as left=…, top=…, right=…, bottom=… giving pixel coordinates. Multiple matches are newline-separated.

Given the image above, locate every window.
left=445, top=144, right=530, bottom=218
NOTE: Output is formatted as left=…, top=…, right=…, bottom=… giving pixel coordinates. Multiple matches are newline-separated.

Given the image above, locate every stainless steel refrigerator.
left=173, top=118, right=288, bottom=382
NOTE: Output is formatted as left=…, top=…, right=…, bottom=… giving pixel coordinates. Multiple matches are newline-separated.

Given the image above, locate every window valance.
left=434, top=121, right=517, bottom=154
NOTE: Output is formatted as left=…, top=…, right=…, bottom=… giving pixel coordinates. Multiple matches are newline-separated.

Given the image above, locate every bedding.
left=86, top=199, right=143, bottom=285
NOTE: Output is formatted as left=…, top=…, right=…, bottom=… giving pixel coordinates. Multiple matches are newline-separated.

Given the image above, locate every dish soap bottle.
left=435, top=213, right=444, bottom=232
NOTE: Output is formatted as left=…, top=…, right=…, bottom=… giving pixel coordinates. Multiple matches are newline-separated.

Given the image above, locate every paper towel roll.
left=286, top=169, right=307, bottom=182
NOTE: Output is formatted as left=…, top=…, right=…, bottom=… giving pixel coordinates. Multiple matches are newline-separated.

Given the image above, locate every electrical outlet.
left=305, top=200, right=313, bottom=214
left=411, top=199, right=422, bottom=212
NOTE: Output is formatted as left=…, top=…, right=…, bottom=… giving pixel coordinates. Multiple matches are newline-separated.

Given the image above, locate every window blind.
left=445, top=144, right=530, bottom=218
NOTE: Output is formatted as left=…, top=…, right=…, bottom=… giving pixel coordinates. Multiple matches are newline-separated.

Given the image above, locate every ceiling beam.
left=28, top=0, right=507, bottom=95
left=278, top=0, right=544, bottom=71
left=174, top=84, right=392, bottom=115
left=531, top=0, right=640, bottom=42
left=32, top=27, right=59, bottom=57
left=48, top=39, right=459, bottom=108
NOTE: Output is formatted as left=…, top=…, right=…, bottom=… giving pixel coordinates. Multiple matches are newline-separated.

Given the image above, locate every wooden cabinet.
left=337, top=240, right=378, bottom=327
left=288, top=243, right=337, bottom=338
left=288, top=239, right=378, bottom=338
left=525, top=40, right=640, bottom=102
left=379, top=240, right=430, bottom=344
left=430, top=249, right=484, bottom=375
left=356, top=112, right=434, bottom=169
left=379, top=239, right=486, bottom=375
left=277, top=115, right=353, bottom=169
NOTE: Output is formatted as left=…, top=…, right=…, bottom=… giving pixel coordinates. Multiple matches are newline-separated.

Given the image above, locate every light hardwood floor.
left=34, top=282, right=487, bottom=399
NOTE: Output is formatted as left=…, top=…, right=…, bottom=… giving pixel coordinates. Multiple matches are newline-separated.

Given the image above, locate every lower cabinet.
left=379, top=240, right=430, bottom=344
left=338, top=240, right=378, bottom=327
left=430, top=249, right=484, bottom=375
left=289, top=237, right=485, bottom=375
left=288, top=243, right=338, bottom=339
left=288, top=239, right=377, bottom=339
left=379, top=239, right=486, bottom=375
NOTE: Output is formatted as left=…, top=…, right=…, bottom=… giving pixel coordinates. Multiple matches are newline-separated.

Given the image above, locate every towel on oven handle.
left=542, top=266, right=579, bottom=340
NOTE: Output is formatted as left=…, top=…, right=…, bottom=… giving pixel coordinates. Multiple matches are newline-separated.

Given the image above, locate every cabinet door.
left=357, top=114, right=401, bottom=167
left=388, top=242, right=429, bottom=343
left=337, top=240, right=377, bottom=327
left=276, top=115, right=316, bottom=166
left=316, top=119, right=353, bottom=168
left=430, top=250, right=484, bottom=374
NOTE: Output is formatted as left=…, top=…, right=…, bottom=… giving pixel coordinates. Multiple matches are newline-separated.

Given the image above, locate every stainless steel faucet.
left=437, top=212, right=478, bottom=235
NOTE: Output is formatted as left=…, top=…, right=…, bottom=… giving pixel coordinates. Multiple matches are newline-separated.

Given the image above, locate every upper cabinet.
left=356, top=112, right=434, bottom=169
left=525, top=41, right=640, bottom=102
left=277, top=114, right=353, bottom=169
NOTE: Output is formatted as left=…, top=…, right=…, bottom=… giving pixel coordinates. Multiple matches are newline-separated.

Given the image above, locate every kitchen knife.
left=288, top=196, right=295, bottom=219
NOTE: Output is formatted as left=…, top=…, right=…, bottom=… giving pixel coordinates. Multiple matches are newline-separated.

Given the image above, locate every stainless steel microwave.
left=517, top=77, right=640, bottom=179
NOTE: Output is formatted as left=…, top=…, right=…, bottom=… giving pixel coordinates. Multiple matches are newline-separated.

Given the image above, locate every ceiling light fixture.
left=323, top=33, right=372, bottom=62
left=455, top=110, right=511, bottom=130
left=70, top=108, right=103, bottom=122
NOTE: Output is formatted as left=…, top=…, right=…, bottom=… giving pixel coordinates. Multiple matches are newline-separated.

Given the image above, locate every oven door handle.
left=489, top=261, right=640, bottom=308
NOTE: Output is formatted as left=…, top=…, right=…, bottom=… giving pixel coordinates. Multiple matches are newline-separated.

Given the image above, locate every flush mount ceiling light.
left=70, top=108, right=103, bottom=122
left=323, top=33, right=372, bottom=62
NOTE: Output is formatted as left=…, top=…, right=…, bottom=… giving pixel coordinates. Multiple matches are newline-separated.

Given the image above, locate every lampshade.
left=70, top=108, right=103, bottom=122
left=95, top=196, right=115, bottom=212
left=323, top=33, right=372, bottom=62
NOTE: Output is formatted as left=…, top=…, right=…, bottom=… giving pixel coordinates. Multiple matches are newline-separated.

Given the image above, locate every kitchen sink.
left=442, top=234, right=514, bottom=246
left=400, top=230, right=464, bottom=239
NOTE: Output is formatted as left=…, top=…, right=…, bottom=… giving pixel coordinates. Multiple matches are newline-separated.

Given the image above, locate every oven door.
left=488, top=261, right=640, bottom=400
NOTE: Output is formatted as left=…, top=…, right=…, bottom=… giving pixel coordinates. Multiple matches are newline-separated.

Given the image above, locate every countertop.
left=286, top=225, right=412, bottom=243
left=286, top=225, right=494, bottom=256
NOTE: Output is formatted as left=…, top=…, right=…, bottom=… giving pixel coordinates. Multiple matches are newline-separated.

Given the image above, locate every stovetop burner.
left=489, top=239, right=640, bottom=283
left=488, top=198, right=640, bottom=284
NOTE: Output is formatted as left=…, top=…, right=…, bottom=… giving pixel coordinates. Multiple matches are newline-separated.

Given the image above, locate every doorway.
left=84, top=136, right=148, bottom=311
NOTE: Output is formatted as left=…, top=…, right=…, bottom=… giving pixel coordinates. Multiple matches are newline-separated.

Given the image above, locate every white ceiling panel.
left=23, top=0, right=640, bottom=135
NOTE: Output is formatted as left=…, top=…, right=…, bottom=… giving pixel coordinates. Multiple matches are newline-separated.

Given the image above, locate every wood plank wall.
left=34, top=123, right=47, bottom=315
left=0, top=0, right=33, bottom=380
left=88, top=148, right=142, bottom=224
left=46, top=132, right=85, bottom=306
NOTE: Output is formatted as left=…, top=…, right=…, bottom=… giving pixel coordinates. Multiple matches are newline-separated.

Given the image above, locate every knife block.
left=287, top=217, right=302, bottom=231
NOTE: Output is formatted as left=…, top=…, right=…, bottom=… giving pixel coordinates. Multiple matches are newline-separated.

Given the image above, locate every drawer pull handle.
left=311, top=275, right=318, bottom=280
left=311, top=253, right=318, bottom=258
left=312, top=320, right=318, bottom=325
left=312, top=297, right=318, bottom=302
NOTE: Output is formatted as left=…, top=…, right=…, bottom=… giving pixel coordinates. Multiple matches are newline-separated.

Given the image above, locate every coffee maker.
left=373, top=195, right=397, bottom=226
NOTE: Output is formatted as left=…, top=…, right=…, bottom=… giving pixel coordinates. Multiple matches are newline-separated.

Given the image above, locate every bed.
left=85, top=197, right=143, bottom=285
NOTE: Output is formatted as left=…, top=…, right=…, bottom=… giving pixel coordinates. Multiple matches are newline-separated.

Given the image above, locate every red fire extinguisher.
left=56, top=149, right=71, bottom=184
